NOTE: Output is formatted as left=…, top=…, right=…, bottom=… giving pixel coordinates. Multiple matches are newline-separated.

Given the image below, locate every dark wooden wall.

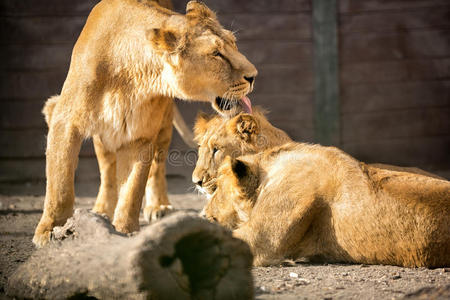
left=0, top=0, right=448, bottom=195
left=337, top=0, right=450, bottom=172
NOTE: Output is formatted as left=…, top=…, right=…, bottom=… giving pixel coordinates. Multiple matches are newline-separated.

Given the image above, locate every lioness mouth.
left=215, top=96, right=252, bottom=115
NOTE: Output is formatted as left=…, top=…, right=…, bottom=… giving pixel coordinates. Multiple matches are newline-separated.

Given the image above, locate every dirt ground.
left=1, top=184, right=449, bottom=299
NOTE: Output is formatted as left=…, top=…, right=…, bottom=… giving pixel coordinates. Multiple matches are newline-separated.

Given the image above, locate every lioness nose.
left=196, top=180, right=203, bottom=187
left=244, top=76, right=255, bottom=85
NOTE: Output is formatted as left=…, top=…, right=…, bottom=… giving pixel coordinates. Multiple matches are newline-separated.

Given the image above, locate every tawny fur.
left=192, top=110, right=444, bottom=197
left=205, top=144, right=450, bottom=267
left=192, top=108, right=291, bottom=195
left=33, top=0, right=257, bottom=247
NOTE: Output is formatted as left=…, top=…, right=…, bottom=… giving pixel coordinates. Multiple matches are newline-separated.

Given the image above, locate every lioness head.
left=192, top=109, right=291, bottom=195
left=148, top=1, right=257, bottom=115
left=202, top=156, right=260, bottom=229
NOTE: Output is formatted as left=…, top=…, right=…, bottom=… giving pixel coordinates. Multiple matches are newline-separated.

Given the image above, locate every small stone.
left=289, top=272, right=299, bottom=278
left=341, top=272, right=349, bottom=276
left=8, top=204, right=16, bottom=209
left=294, top=278, right=310, bottom=286
left=392, top=274, right=401, bottom=280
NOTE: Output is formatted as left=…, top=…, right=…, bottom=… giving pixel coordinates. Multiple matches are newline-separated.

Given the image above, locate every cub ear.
left=232, top=159, right=248, bottom=180
left=186, top=1, right=217, bottom=20
left=194, top=112, right=213, bottom=140
left=147, top=28, right=180, bottom=53
left=228, top=114, right=259, bottom=142
left=229, top=157, right=259, bottom=196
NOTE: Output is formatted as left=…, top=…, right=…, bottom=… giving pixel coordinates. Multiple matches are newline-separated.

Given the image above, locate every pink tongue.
left=240, top=96, right=253, bottom=114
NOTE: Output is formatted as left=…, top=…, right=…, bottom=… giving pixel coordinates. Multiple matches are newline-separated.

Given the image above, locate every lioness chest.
left=91, top=92, right=172, bottom=151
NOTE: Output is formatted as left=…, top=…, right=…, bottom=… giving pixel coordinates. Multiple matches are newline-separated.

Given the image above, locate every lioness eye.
left=212, top=147, right=218, bottom=156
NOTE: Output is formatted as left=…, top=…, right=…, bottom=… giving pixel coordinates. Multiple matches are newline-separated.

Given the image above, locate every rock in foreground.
left=7, top=209, right=253, bottom=299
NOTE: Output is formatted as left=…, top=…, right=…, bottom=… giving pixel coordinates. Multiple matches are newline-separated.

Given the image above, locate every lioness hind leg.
left=92, top=135, right=118, bottom=220
left=33, top=121, right=83, bottom=247
left=113, top=139, right=153, bottom=233
left=143, top=104, right=174, bottom=223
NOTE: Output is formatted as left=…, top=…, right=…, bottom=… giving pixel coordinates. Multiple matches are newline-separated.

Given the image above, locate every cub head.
left=202, top=156, right=259, bottom=230
left=192, top=109, right=291, bottom=195
left=148, top=1, right=257, bottom=116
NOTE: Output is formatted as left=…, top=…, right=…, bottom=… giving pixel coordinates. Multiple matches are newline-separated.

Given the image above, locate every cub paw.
left=144, top=204, right=175, bottom=223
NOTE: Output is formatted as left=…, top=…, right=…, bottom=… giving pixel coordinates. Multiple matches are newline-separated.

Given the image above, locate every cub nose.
left=196, top=180, right=203, bottom=187
left=244, top=76, right=255, bottom=85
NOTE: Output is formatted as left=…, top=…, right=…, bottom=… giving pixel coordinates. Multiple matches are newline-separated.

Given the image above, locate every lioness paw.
left=144, top=204, right=174, bottom=223
left=32, top=227, right=52, bottom=248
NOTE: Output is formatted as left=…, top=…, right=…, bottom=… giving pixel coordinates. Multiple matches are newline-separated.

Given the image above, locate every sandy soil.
left=1, top=191, right=449, bottom=300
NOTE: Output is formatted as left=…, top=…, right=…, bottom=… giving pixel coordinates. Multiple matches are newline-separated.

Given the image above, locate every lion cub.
left=204, top=143, right=450, bottom=267
left=193, top=111, right=444, bottom=200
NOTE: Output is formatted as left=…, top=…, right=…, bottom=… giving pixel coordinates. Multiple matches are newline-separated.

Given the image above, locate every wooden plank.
left=0, top=157, right=99, bottom=183
left=219, top=13, right=312, bottom=41
left=238, top=41, right=312, bottom=65
left=0, top=70, right=66, bottom=99
left=342, top=108, right=450, bottom=143
left=0, top=129, right=95, bottom=158
left=340, top=30, right=450, bottom=63
left=251, top=64, right=314, bottom=95
left=0, top=64, right=314, bottom=100
left=173, top=0, right=311, bottom=14
left=341, top=81, right=450, bottom=113
left=0, top=44, right=72, bottom=71
left=0, top=0, right=98, bottom=17
left=341, top=136, right=450, bottom=171
left=340, top=8, right=450, bottom=34
left=312, top=0, right=340, bottom=146
left=0, top=101, right=47, bottom=129
left=339, top=0, right=450, bottom=13
left=0, top=16, right=86, bottom=44
left=341, top=58, right=450, bottom=85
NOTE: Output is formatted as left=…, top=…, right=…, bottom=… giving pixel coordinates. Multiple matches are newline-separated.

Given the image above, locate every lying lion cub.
left=193, top=109, right=444, bottom=198
left=204, top=143, right=450, bottom=267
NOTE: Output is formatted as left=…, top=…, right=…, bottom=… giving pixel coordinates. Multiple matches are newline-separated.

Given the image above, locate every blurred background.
left=0, top=0, right=449, bottom=196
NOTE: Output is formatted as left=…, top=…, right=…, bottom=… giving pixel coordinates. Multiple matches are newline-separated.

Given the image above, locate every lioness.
left=205, top=144, right=450, bottom=267
left=192, top=110, right=444, bottom=198
left=34, top=0, right=257, bottom=247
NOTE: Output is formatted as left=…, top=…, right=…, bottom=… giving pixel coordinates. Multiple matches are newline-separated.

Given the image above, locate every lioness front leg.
left=144, top=105, right=174, bottom=222
left=113, top=139, right=153, bottom=233
left=33, top=121, right=83, bottom=247
left=92, top=135, right=118, bottom=220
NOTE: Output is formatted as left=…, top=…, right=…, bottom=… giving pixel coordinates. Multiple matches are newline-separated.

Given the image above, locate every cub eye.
left=212, top=50, right=225, bottom=59
left=212, top=147, right=219, bottom=156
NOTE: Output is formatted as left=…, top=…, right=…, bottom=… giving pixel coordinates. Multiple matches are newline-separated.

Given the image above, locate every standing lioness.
left=33, top=0, right=257, bottom=247
left=205, top=144, right=450, bottom=267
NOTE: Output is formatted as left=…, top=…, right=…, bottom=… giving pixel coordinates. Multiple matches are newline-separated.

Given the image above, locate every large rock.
left=7, top=209, right=254, bottom=299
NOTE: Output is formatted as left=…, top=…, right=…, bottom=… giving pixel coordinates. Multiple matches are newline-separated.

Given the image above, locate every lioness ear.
left=147, top=28, right=180, bottom=53
left=194, top=112, right=212, bottom=140
left=186, top=1, right=217, bottom=20
left=227, top=114, right=259, bottom=142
